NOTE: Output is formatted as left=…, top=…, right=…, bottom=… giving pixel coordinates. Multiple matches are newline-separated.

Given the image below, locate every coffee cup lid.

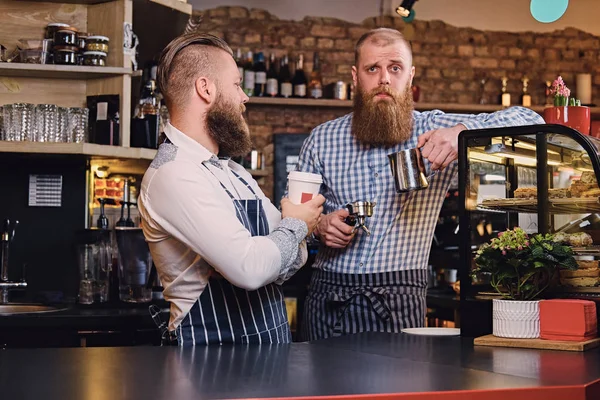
left=288, top=171, right=323, bottom=184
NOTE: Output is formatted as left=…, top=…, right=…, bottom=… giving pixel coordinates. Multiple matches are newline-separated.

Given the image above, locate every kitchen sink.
left=0, top=304, right=68, bottom=315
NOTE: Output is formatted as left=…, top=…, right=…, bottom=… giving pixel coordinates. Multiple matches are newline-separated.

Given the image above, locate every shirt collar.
left=163, top=122, right=218, bottom=166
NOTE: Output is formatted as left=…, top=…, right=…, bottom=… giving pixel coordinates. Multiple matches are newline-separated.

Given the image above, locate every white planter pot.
left=492, top=299, right=540, bottom=339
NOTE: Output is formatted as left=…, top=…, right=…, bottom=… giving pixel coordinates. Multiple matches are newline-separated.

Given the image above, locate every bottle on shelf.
left=292, top=54, right=307, bottom=98
left=139, top=61, right=160, bottom=116
left=500, top=77, right=511, bottom=107
left=545, top=80, right=553, bottom=106
left=253, top=52, right=267, bottom=97
left=279, top=55, right=292, bottom=98
left=243, top=51, right=255, bottom=97
left=140, top=79, right=159, bottom=116
left=266, top=53, right=279, bottom=97
left=131, top=62, right=161, bottom=148
left=308, top=52, right=323, bottom=99
left=521, top=76, right=531, bottom=107
left=235, top=48, right=244, bottom=79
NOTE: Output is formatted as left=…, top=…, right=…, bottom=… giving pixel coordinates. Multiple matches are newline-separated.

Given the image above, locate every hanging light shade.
left=530, top=0, right=569, bottom=23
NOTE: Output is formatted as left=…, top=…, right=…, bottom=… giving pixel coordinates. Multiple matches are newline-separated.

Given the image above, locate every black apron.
left=302, top=269, right=427, bottom=341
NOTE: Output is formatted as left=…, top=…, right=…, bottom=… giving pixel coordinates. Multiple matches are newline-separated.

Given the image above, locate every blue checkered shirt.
left=296, top=106, right=544, bottom=274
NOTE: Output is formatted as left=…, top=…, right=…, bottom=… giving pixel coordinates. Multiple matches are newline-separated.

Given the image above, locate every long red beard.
left=351, top=84, right=414, bottom=147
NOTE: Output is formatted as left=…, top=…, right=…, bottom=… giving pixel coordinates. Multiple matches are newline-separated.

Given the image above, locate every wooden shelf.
left=0, top=63, right=131, bottom=80
left=0, top=143, right=275, bottom=173
left=0, top=141, right=156, bottom=160
left=248, top=97, right=352, bottom=108
left=138, top=147, right=158, bottom=160
left=135, top=0, right=192, bottom=15
left=247, top=168, right=271, bottom=177
left=247, top=97, right=509, bottom=111
left=23, top=0, right=113, bottom=4
left=21, top=0, right=192, bottom=12
left=247, top=97, right=600, bottom=117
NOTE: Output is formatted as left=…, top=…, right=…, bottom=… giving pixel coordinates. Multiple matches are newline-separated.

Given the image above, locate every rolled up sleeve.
left=424, top=106, right=545, bottom=131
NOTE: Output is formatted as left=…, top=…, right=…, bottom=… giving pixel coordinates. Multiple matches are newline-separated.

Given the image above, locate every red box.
left=539, top=299, right=597, bottom=341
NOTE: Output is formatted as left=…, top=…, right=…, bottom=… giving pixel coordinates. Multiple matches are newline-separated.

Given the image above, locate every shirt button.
left=374, top=173, right=379, bottom=177
left=359, top=263, right=363, bottom=267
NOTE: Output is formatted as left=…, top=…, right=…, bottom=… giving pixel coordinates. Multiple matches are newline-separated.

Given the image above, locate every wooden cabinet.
left=0, top=0, right=191, bottom=152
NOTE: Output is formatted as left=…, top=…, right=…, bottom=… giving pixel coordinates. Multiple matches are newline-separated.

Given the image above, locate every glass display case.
left=457, top=124, right=600, bottom=337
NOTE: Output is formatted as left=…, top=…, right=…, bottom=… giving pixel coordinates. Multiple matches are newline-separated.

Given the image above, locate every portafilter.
left=345, top=201, right=376, bottom=235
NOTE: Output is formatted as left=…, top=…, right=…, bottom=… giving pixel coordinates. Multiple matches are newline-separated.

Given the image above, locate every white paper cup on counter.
left=287, top=171, right=323, bottom=204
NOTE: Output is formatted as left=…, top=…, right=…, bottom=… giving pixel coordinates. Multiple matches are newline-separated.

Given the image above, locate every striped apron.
left=301, top=269, right=427, bottom=341
left=176, top=167, right=291, bottom=346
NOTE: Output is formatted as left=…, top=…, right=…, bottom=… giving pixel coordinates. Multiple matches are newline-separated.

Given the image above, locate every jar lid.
left=83, top=51, right=107, bottom=56
left=87, top=35, right=110, bottom=42
left=56, top=27, right=78, bottom=33
left=47, top=23, right=70, bottom=27
left=54, top=45, right=79, bottom=52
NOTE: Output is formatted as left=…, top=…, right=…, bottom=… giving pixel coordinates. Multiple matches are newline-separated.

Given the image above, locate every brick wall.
left=193, top=6, right=600, bottom=199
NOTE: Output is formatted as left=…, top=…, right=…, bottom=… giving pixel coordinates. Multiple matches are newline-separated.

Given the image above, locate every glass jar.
left=68, top=107, right=89, bottom=143
left=54, top=27, right=78, bottom=47
left=78, top=33, right=89, bottom=51
left=83, top=51, right=107, bottom=67
left=34, top=104, right=59, bottom=142
left=86, top=36, right=110, bottom=53
left=45, top=23, right=69, bottom=39
left=53, top=45, right=78, bottom=65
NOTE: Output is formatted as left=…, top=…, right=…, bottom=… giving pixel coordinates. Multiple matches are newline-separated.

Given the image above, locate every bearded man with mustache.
left=138, top=33, right=325, bottom=345
left=297, top=28, right=545, bottom=341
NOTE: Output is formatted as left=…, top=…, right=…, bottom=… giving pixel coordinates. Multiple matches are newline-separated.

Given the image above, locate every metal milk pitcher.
left=388, top=148, right=429, bottom=193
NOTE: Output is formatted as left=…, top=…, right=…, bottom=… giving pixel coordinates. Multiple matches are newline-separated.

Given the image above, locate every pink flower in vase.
left=544, top=75, right=590, bottom=134
left=550, top=76, right=571, bottom=106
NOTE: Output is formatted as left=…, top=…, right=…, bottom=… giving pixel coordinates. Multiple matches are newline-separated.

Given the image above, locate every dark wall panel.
left=0, top=154, right=87, bottom=300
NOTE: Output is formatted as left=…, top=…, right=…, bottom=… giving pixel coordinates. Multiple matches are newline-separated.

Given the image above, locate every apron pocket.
left=241, top=322, right=290, bottom=344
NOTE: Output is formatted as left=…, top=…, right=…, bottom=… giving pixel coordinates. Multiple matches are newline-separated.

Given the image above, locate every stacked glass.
left=0, top=103, right=89, bottom=143
left=3, top=103, right=35, bottom=141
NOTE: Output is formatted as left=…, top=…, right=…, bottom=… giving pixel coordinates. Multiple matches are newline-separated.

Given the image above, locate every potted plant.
left=543, top=76, right=591, bottom=135
left=472, top=227, right=578, bottom=338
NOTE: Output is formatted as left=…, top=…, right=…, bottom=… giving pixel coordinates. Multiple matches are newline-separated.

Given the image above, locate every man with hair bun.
left=138, top=32, right=325, bottom=345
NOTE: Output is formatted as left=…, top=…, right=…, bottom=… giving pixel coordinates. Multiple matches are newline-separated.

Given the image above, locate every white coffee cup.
left=287, top=171, right=323, bottom=204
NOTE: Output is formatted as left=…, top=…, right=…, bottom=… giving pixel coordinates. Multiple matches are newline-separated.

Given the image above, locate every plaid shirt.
left=297, top=106, right=544, bottom=274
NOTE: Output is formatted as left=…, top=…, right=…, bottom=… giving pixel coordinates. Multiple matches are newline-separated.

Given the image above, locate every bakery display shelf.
left=546, top=133, right=594, bottom=153
left=572, top=246, right=600, bottom=256
left=556, top=286, right=600, bottom=294
left=478, top=197, right=600, bottom=214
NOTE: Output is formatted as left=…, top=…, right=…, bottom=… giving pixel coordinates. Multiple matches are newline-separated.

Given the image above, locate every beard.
left=351, top=84, right=414, bottom=147
left=206, top=93, right=252, bottom=158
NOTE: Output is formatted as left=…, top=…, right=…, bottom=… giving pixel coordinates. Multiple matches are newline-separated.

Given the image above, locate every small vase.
left=543, top=105, right=591, bottom=135
left=493, top=299, right=540, bottom=339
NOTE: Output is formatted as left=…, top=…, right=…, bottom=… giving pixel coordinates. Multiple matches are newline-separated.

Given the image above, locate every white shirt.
left=138, top=124, right=308, bottom=330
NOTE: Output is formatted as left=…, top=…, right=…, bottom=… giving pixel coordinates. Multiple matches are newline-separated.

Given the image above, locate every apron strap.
left=163, top=137, right=259, bottom=200
left=202, top=160, right=260, bottom=200
left=149, top=305, right=178, bottom=346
